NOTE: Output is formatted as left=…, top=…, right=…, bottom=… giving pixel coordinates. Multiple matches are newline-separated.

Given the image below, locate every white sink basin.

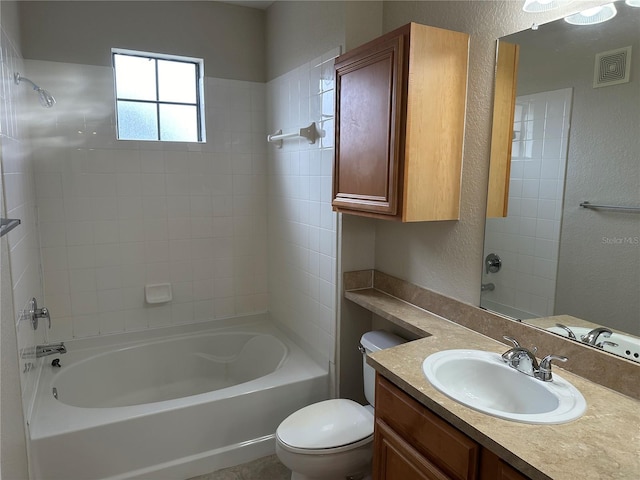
left=547, top=326, right=640, bottom=364
left=422, top=350, right=586, bottom=424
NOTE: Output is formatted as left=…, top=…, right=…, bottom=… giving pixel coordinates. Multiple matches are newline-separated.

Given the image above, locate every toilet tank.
left=360, top=331, right=406, bottom=406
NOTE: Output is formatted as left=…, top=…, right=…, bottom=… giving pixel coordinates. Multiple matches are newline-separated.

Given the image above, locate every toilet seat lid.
left=277, top=399, right=373, bottom=450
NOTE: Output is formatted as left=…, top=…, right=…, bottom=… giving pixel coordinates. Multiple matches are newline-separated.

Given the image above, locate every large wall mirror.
left=482, top=1, right=639, bottom=363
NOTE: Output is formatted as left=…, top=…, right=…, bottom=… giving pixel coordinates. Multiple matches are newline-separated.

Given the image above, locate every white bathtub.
left=29, top=314, right=329, bottom=480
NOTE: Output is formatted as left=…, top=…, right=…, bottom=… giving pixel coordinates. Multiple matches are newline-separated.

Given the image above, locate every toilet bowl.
left=275, top=331, right=406, bottom=480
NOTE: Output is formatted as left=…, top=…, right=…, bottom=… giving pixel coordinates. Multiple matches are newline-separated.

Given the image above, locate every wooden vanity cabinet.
left=374, top=375, right=479, bottom=480
left=479, top=450, right=530, bottom=480
left=374, top=375, right=532, bottom=480
left=332, top=22, right=469, bottom=222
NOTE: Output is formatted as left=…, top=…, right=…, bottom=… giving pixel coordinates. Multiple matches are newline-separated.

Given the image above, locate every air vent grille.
left=594, top=46, right=632, bottom=88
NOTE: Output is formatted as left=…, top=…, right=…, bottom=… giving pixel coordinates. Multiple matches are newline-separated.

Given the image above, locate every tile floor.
left=187, top=455, right=290, bottom=480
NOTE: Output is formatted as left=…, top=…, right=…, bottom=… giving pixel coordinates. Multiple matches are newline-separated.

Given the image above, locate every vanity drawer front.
left=479, top=449, right=532, bottom=480
left=376, top=375, right=479, bottom=480
left=374, top=419, right=451, bottom=480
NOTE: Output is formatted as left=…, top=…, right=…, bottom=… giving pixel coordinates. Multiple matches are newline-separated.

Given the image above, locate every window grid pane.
left=114, top=54, right=157, bottom=101
left=158, top=60, right=197, bottom=104
left=159, top=104, right=198, bottom=142
left=113, top=50, right=203, bottom=142
left=117, top=101, right=159, bottom=141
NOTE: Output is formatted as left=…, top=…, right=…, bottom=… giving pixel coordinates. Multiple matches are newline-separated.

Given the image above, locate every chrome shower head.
left=14, top=72, right=56, bottom=108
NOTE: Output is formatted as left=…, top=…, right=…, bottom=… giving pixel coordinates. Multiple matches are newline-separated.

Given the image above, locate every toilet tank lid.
left=277, top=399, right=373, bottom=450
left=360, top=330, right=406, bottom=352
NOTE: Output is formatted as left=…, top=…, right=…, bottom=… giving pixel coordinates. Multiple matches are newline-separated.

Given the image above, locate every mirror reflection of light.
left=523, top=0, right=572, bottom=13
left=564, top=3, right=617, bottom=25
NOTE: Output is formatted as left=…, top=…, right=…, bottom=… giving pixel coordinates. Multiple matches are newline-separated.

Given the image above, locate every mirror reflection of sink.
left=547, top=326, right=640, bottom=364
left=422, top=350, right=586, bottom=424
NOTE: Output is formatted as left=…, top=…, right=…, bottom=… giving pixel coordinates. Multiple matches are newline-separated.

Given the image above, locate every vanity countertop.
left=351, top=288, right=640, bottom=479
left=525, top=313, right=636, bottom=337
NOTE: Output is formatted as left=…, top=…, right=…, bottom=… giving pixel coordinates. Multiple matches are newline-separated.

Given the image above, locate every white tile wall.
left=482, top=88, right=572, bottom=319
left=26, top=60, right=268, bottom=341
left=266, top=48, right=340, bottom=366
left=1, top=26, right=46, bottom=422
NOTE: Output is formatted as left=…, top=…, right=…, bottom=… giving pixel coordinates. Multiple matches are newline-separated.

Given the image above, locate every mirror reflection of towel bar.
left=579, top=201, right=640, bottom=212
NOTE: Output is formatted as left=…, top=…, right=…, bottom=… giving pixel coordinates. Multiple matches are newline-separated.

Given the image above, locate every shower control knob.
left=51, top=359, right=61, bottom=368
left=485, top=253, right=502, bottom=274
left=29, top=298, right=51, bottom=330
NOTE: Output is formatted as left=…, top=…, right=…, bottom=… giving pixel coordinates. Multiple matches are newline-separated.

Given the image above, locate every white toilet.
left=276, top=331, right=406, bottom=480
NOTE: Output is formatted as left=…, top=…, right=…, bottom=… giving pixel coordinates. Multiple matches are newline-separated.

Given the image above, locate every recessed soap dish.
left=145, top=283, right=172, bottom=304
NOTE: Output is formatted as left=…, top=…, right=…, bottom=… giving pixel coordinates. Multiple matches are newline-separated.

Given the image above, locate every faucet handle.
left=29, top=298, right=51, bottom=330
left=503, top=336, right=537, bottom=354
left=555, top=323, right=577, bottom=340
left=40, top=306, right=51, bottom=328
left=538, top=354, right=567, bottom=381
left=503, top=335, right=520, bottom=347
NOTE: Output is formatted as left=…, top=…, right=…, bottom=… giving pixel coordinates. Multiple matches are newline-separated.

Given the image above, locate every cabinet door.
left=479, top=449, right=531, bottom=480
left=376, top=376, right=479, bottom=480
left=333, top=32, right=405, bottom=216
left=486, top=41, right=519, bottom=218
left=374, top=420, right=453, bottom=480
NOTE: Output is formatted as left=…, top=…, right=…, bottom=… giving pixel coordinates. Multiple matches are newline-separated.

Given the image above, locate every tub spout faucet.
left=35, top=342, right=67, bottom=358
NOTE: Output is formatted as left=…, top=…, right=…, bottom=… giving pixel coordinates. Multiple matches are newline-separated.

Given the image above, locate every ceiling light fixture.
left=523, top=0, right=572, bottom=13
left=564, top=3, right=617, bottom=25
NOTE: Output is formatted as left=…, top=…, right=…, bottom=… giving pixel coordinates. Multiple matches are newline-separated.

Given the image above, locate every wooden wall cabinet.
left=374, top=375, right=531, bottom=480
left=332, top=22, right=469, bottom=222
left=486, top=41, right=519, bottom=218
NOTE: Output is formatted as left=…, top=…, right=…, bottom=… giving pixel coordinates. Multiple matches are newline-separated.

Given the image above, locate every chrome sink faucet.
left=501, top=336, right=539, bottom=375
left=555, top=324, right=618, bottom=350
left=580, top=327, right=613, bottom=345
left=555, top=323, right=577, bottom=340
left=501, top=336, right=567, bottom=382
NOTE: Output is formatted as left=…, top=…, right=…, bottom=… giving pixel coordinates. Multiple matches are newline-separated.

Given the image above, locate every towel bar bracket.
left=267, top=122, right=317, bottom=148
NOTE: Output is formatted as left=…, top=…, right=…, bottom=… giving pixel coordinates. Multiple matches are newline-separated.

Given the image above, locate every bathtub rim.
left=54, top=312, right=274, bottom=354
left=29, top=314, right=328, bottom=440
left=51, top=330, right=290, bottom=409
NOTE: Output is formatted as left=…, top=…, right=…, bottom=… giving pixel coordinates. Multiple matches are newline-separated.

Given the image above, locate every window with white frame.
left=112, top=48, right=205, bottom=142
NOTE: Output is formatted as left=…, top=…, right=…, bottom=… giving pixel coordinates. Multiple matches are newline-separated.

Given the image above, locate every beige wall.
left=509, top=9, right=639, bottom=334
left=371, top=1, right=608, bottom=305
left=18, top=1, right=266, bottom=82
left=266, top=0, right=346, bottom=80
left=2, top=1, right=620, bottom=474
left=265, top=1, right=383, bottom=81
left=332, top=0, right=608, bottom=399
left=266, top=0, right=612, bottom=308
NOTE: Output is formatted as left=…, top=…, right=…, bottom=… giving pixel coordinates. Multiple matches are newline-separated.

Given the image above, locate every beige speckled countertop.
left=350, top=290, right=640, bottom=479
